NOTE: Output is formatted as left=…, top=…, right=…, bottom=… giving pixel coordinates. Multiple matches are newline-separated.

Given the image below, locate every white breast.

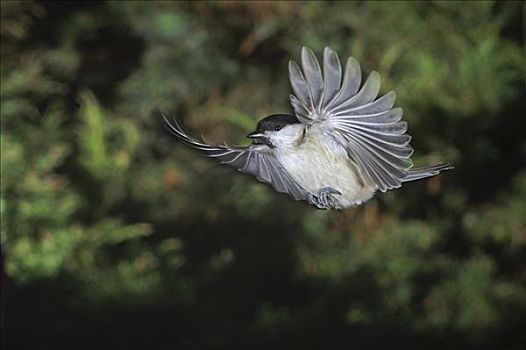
left=275, top=126, right=377, bottom=207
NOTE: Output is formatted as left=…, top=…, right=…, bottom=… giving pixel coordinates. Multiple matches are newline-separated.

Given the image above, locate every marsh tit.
left=164, top=47, right=452, bottom=209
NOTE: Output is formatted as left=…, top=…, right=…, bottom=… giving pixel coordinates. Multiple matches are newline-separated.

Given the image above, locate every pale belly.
left=276, top=138, right=377, bottom=208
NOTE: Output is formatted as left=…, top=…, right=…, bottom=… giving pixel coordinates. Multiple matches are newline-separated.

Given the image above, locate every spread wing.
left=289, top=47, right=414, bottom=192
left=163, top=116, right=310, bottom=202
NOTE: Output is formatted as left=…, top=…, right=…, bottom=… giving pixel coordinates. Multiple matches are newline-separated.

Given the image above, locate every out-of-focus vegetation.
left=1, top=1, right=525, bottom=349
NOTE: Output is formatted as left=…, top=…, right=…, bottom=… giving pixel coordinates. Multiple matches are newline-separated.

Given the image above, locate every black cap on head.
left=254, top=114, right=300, bottom=133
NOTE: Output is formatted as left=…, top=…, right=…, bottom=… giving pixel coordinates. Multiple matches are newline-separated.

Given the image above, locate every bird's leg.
left=310, top=187, right=342, bottom=209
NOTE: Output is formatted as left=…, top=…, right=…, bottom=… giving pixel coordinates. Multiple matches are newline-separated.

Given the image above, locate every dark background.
left=1, top=1, right=525, bottom=349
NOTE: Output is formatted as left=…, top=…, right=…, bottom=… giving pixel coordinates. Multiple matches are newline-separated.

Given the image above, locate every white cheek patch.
left=268, top=132, right=289, bottom=148
left=269, top=125, right=304, bottom=149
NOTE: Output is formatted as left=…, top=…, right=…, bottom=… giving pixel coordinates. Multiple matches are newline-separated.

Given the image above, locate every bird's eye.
left=274, top=125, right=282, bottom=131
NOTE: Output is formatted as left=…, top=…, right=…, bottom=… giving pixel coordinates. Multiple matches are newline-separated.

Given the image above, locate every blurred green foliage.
left=1, top=1, right=525, bottom=349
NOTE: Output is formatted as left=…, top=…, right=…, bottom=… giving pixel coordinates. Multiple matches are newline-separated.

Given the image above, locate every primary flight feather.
left=164, top=47, right=452, bottom=209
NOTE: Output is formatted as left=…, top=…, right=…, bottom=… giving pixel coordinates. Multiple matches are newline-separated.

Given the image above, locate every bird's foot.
left=309, top=187, right=342, bottom=209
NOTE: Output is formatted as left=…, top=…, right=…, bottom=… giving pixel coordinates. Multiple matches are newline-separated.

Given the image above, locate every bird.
left=163, top=47, right=452, bottom=209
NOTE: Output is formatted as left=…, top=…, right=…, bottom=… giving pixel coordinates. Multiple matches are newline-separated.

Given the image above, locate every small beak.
left=247, top=131, right=274, bottom=148
left=247, top=132, right=264, bottom=139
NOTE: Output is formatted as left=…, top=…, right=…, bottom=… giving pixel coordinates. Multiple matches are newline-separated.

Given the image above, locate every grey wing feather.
left=163, top=116, right=310, bottom=201
left=402, top=163, right=454, bottom=182
left=326, top=57, right=361, bottom=111
left=289, top=46, right=415, bottom=192
left=322, top=47, right=342, bottom=107
left=301, top=47, right=324, bottom=109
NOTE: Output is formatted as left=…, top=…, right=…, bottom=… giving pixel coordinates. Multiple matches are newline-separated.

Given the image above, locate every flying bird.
left=164, top=47, right=452, bottom=209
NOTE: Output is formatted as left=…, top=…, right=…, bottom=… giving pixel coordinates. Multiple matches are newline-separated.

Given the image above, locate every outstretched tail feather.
left=402, top=163, right=454, bottom=182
